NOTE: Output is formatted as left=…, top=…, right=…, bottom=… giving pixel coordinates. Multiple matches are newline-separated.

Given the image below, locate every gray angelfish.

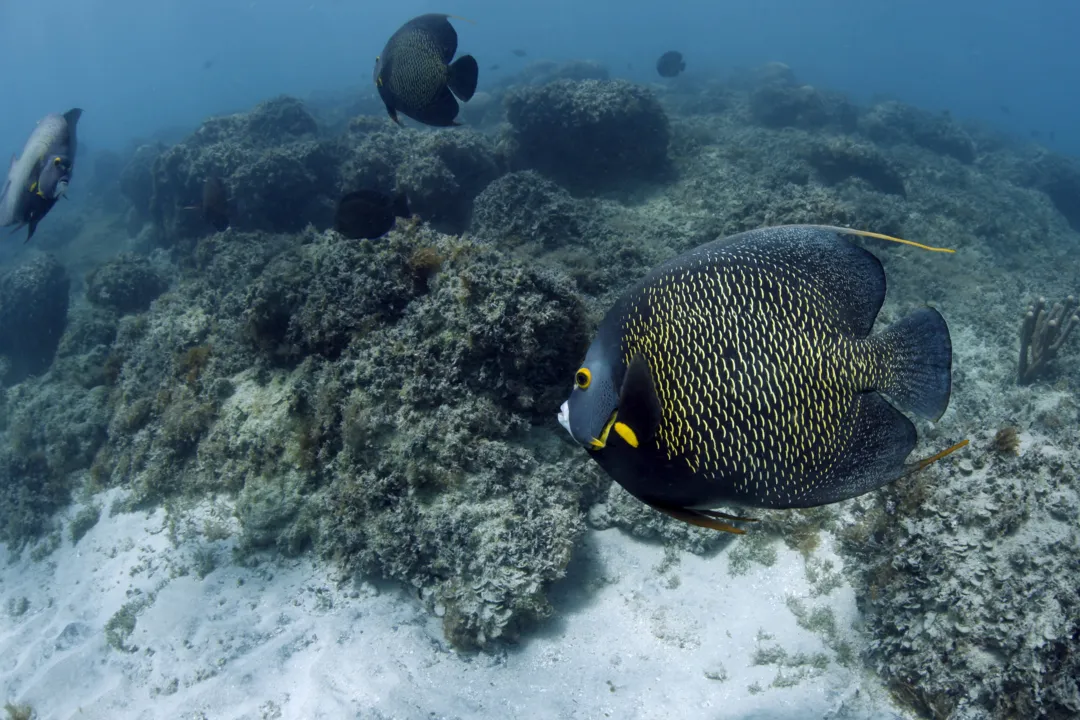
left=0, top=108, right=82, bottom=242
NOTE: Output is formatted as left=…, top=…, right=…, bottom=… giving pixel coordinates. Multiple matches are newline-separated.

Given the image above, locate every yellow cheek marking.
left=590, top=411, right=620, bottom=449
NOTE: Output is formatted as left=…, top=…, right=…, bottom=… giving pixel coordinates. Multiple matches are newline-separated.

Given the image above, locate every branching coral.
left=1018, top=295, right=1078, bottom=384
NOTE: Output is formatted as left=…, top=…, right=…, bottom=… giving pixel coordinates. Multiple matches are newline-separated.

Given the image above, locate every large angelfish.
left=0, top=108, right=83, bottom=242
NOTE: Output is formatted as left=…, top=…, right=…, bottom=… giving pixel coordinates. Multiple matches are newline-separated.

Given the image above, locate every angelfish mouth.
left=557, top=401, right=571, bottom=435
left=557, top=401, right=608, bottom=450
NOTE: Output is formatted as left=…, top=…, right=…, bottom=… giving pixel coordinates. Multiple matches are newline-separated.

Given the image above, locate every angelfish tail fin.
left=876, top=307, right=953, bottom=421
left=447, top=54, right=479, bottom=101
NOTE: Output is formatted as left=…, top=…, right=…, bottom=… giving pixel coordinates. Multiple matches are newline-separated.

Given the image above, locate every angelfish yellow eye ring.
left=574, top=367, right=592, bottom=389
left=53, top=157, right=62, bottom=166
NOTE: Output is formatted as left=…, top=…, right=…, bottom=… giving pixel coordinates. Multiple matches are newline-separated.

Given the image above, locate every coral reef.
left=841, top=437, right=1080, bottom=719
left=133, top=98, right=505, bottom=247
left=143, top=96, right=337, bottom=242
left=749, top=81, right=856, bottom=132
left=505, top=79, right=671, bottom=193
left=1013, top=152, right=1080, bottom=232
left=119, top=142, right=166, bottom=231
left=3, top=63, right=1080, bottom=714
left=1018, top=296, right=1079, bottom=384
left=807, top=137, right=906, bottom=196
left=860, top=101, right=977, bottom=164
left=85, top=254, right=168, bottom=315
left=60, top=219, right=604, bottom=646
left=470, top=170, right=587, bottom=249
left=394, top=130, right=501, bottom=234
left=0, top=254, right=71, bottom=384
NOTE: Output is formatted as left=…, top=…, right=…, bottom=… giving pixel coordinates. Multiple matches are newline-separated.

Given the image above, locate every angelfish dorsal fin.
left=614, top=354, right=662, bottom=448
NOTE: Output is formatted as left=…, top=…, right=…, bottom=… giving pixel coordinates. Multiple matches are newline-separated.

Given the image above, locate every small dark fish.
left=335, top=189, right=410, bottom=240
left=490, top=64, right=500, bottom=71
left=373, top=13, right=479, bottom=127
left=202, top=177, right=229, bottom=231
left=203, top=58, right=215, bottom=70
left=999, top=104, right=1010, bottom=115
left=656, top=51, right=685, bottom=78
left=558, top=225, right=966, bottom=534
left=511, top=49, right=527, bottom=57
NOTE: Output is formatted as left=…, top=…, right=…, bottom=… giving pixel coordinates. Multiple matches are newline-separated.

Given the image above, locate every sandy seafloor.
left=0, top=487, right=909, bottom=719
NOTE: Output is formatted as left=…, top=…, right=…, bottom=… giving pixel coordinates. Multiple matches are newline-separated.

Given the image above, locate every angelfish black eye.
left=575, top=368, right=592, bottom=389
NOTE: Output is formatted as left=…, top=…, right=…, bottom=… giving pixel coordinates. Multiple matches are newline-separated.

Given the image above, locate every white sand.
left=1, top=489, right=910, bottom=719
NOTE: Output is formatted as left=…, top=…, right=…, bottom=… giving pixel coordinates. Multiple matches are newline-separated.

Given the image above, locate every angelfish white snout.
left=557, top=400, right=571, bottom=436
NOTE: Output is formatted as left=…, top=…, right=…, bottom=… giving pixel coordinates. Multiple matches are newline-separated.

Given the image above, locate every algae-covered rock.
left=749, top=83, right=856, bottom=131
left=69, top=219, right=604, bottom=647
left=807, top=137, right=906, bottom=196
left=1012, top=152, right=1080, bottom=232
left=0, top=254, right=71, bottom=384
left=119, top=143, right=165, bottom=223
left=143, top=96, right=339, bottom=243
left=861, top=101, right=977, bottom=164
left=340, top=125, right=503, bottom=235
left=396, top=130, right=502, bottom=235
left=841, top=441, right=1080, bottom=718
left=0, top=380, right=110, bottom=547
left=505, top=79, right=671, bottom=193
left=86, top=254, right=168, bottom=315
left=470, top=170, right=587, bottom=249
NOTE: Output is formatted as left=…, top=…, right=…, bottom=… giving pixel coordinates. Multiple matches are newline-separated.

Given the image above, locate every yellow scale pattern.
left=618, top=245, right=892, bottom=505
left=388, top=33, right=449, bottom=109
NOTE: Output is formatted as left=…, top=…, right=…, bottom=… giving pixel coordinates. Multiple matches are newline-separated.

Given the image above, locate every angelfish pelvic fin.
left=648, top=502, right=758, bottom=534
left=613, top=354, right=662, bottom=449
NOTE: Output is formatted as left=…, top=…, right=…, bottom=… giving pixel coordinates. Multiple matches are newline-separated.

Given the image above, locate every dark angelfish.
left=656, top=51, right=686, bottom=78
left=181, top=176, right=231, bottom=232
left=558, top=225, right=968, bottom=533
left=334, top=189, right=410, bottom=240
left=373, top=14, right=479, bottom=127
left=202, top=176, right=230, bottom=231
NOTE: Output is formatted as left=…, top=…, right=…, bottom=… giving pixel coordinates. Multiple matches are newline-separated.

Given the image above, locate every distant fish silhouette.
left=999, top=104, right=1010, bottom=115
left=183, top=176, right=230, bottom=231
left=490, top=63, right=500, bottom=71
left=512, top=49, right=527, bottom=57
left=656, top=51, right=685, bottom=78
left=202, top=176, right=230, bottom=230
left=335, top=189, right=410, bottom=240
left=203, top=58, right=215, bottom=70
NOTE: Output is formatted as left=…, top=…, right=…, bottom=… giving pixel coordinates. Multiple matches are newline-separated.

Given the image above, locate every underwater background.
left=1, top=1, right=1078, bottom=719
left=3, top=1, right=1080, bottom=156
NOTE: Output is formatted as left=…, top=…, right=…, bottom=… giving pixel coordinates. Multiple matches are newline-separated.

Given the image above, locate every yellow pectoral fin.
left=613, top=421, right=639, bottom=448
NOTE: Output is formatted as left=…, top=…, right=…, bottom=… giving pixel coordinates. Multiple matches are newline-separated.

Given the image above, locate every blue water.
left=0, top=0, right=1077, bottom=154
